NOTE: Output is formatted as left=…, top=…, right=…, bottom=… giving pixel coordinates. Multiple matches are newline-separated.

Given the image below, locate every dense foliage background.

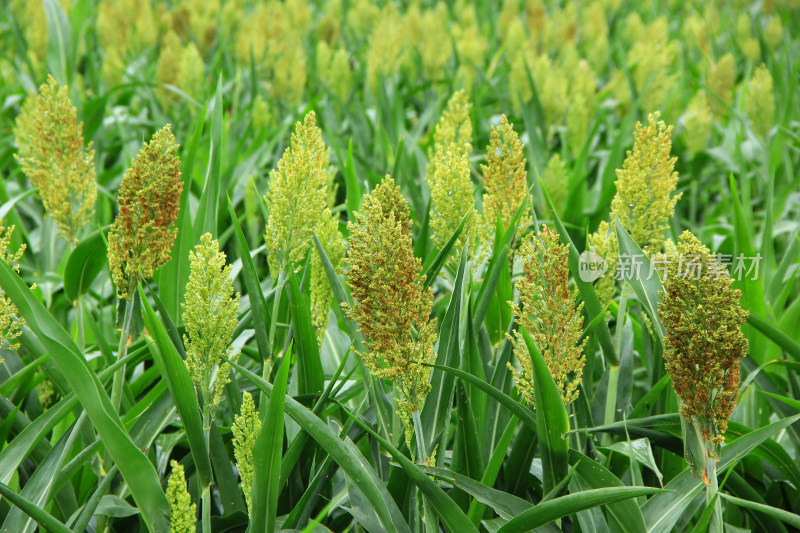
left=1, top=0, right=800, bottom=532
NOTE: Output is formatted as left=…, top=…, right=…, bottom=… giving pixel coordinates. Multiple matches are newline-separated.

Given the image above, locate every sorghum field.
left=1, top=0, right=800, bottom=532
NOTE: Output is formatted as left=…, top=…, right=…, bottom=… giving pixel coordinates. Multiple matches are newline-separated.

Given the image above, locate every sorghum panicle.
left=343, top=176, right=437, bottom=449
left=232, top=391, right=261, bottom=514
left=264, top=111, right=330, bottom=275
left=509, top=226, right=586, bottom=406
left=428, top=146, right=478, bottom=259
left=108, top=125, right=183, bottom=300
left=166, top=460, right=196, bottom=533
left=481, top=115, right=531, bottom=239
left=611, top=112, right=681, bottom=255
left=14, top=75, right=97, bottom=246
left=659, top=231, right=748, bottom=448
left=0, top=222, right=26, bottom=358
left=745, top=64, right=775, bottom=140
left=310, top=208, right=345, bottom=340
left=183, top=233, right=240, bottom=411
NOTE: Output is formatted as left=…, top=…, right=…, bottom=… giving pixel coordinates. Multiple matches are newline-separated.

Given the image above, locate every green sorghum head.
left=166, top=460, right=196, bottom=533
left=343, top=176, right=437, bottom=450
left=659, top=231, right=748, bottom=449
left=107, top=125, right=183, bottom=300
left=509, top=226, right=587, bottom=407
left=14, top=75, right=97, bottom=246
left=183, top=233, right=240, bottom=411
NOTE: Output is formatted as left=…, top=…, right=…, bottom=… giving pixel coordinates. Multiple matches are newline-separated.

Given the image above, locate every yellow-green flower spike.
left=611, top=112, right=681, bottom=255
left=659, top=231, right=748, bottom=451
left=764, top=16, right=783, bottom=50
left=183, top=233, right=240, bottom=411
left=108, top=125, right=183, bottom=300
left=509, top=226, right=586, bottom=406
left=317, top=41, right=353, bottom=101
left=707, top=54, right=735, bottom=117
left=626, top=17, right=678, bottom=113
left=428, top=145, right=478, bottom=259
left=14, top=75, right=97, bottom=246
left=566, top=60, right=596, bottom=154
left=311, top=209, right=345, bottom=341
left=745, top=65, right=775, bottom=140
left=343, top=176, right=437, bottom=451
left=588, top=219, right=619, bottom=310
left=542, top=153, right=568, bottom=216
left=232, top=391, right=261, bottom=515
left=682, top=92, right=713, bottom=157
left=0, top=221, right=26, bottom=358
left=272, top=31, right=307, bottom=108
left=264, top=111, right=331, bottom=275
left=433, top=89, right=472, bottom=153
left=167, top=460, right=196, bottom=533
left=481, top=115, right=531, bottom=238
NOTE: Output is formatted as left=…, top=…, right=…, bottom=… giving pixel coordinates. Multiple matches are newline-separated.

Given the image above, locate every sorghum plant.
left=611, top=112, right=681, bottom=255
left=343, top=176, right=437, bottom=451
left=659, top=231, right=749, bottom=458
left=745, top=64, right=775, bottom=140
left=14, top=75, right=97, bottom=246
left=510, top=226, right=586, bottom=406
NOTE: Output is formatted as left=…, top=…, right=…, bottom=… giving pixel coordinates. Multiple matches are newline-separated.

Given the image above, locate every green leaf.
left=747, top=312, right=800, bottom=360
left=569, top=450, right=649, bottom=532
left=0, top=482, right=72, bottom=533
left=0, top=259, right=171, bottom=533
left=345, top=139, right=362, bottom=222
left=228, top=196, right=271, bottom=362
left=428, top=364, right=537, bottom=433
left=249, top=346, right=292, bottom=533
left=602, top=438, right=663, bottom=486
left=139, top=285, right=213, bottom=489
left=422, top=210, right=469, bottom=289
left=63, top=229, right=107, bottom=301
left=641, top=414, right=800, bottom=533
left=43, top=0, right=71, bottom=84
left=729, top=173, right=768, bottom=362
left=344, top=411, right=480, bottom=533
left=613, top=216, right=665, bottom=340
left=423, top=466, right=531, bottom=521
left=231, top=360, right=409, bottom=533
left=421, top=241, right=468, bottom=456
left=288, top=272, right=325, bottom=396
left=719, top=493, right=800, bottom=529
left=497, top=487, right=664, bottom=533
left=522, top=328, right=569, bottom=495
